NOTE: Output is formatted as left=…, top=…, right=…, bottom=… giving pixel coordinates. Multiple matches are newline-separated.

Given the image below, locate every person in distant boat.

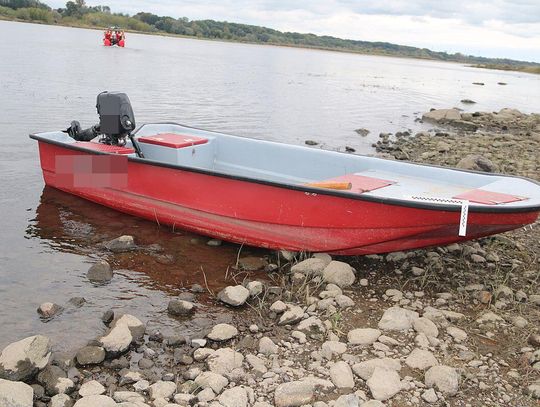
left=111, top=30, right=117, bottom=45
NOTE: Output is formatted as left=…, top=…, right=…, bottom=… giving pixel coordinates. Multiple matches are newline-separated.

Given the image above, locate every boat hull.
left=36, top=141, right=539, bottom=255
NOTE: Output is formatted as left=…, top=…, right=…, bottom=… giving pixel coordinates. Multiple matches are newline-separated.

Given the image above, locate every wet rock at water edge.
left=167, top=299, right=195, bottom=316
left=37, top=302, right=63, bottom=319
left=101, top=309, right=114, bottom=325
left=99, top=324, right=132, bottom=357
left=104, top=235, right=136, bottom=252
left=217, top=285, right=250, bottom=306
left=0, top=378, right=33, bottom=407
left=0, top=335, right=51, bottom=381
left=355, top=128, right=370, bottom=136
left=76, top=346, right=105, bottom=366
left=67, top=297, right=86, bottom=307
left=111, top=314, right=146, bottom=341
left=87, top=260, right=113, bottom=283
left=422, top=108, right=461, bottom=122
left=37, top=364, right=74, bottom=396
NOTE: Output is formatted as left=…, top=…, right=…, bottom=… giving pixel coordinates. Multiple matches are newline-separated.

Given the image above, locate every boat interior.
left=35, top=123, right=540, bottom=210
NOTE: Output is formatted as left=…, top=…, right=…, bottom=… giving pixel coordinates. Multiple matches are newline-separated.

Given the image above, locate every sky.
left=48, top=0, right=540, bottom=62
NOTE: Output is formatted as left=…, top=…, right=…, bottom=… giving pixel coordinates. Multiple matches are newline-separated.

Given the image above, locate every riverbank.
left=1, top=108, right=539, bottom=406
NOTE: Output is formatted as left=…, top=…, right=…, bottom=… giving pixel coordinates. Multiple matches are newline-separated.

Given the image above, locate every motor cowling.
left=96, top=91, right=135, bottom=145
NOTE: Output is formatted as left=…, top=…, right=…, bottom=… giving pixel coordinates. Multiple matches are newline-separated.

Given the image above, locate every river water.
left=0, top=20, right=539, bottom=350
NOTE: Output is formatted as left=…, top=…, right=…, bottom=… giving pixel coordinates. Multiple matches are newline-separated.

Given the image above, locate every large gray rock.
left=194, top=371, right=229, bottom=394
left=347, top=328, right=381, bottom=346
left=112, top=314, right=145, bottom=341
left=218, top=386, right=248, bottom=407
left=73, top=395, right=116, bottom=407
left=207, top=323, right=238, bottom=341
left=322, top=261, right=355, bottom=287
left=49, top=393, right=73, bottom=407
left=334, top=394, right=361, bottom=407
left=0, top=335, right=51, bottom=381
left=99, top=324, right=133, bottom=356
left=37, top=365, right=70, bottom=396
left=352, top=358, right=401, bottom=380
left=378, top=307, right=419, bottom=331
left=79, top=380, right=105, bottom=397
left=104, top=235, right=136, bottom=252
left=37, top=302, right=63, bottom=319
left=0, top=378, right=33, bottom=407
left=296, top=316, right=326, bottom=340
left=87, top=260, right=113, bottom=283
left=274, top=380, right=314, bottom=407
left=217, top=285, right=250, bottom=306
left=329, top=361, right=354, bottom=389
left=425, top=365, right=459, bottom=395
left=75, top=346, right=105, bottom=366
left=207, top=348, right=244, bottom=375
left=456, top=155, right=499, bottom=173
left=422, top=108, right=461, bottom=122
left=412, top=317, right=439, bottom=338
left=278, top=305, right=304, bottom=325
left=149, top=380, right=176, bottom=400
left=290, top=258, right=327, bottom=275
left=258, top=337, right=278, bottom=355
left=167, top=299, right=195, bottom=316
left=367, top=367, right=402, bottom=401
left=405, top=348, right=438, bottom=370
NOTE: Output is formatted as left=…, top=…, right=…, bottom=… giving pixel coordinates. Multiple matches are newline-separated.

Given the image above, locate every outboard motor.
left=64, top=91, right=143, bottom=157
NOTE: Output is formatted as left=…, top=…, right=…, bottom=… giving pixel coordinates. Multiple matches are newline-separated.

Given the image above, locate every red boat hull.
left=36, top=141, right=539, bottom=255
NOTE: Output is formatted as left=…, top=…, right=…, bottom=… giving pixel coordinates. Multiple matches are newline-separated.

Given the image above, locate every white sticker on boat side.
left=408, top=196, right=470, bottom=237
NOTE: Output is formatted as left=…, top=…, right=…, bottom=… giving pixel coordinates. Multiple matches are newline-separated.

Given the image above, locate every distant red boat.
left=103, top=27, right=125, bottom=47
left=30, top=92, right=540, bottom=255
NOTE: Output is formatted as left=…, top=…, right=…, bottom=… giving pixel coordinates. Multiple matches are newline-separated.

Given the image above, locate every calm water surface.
left=1, top=20, right=539, bottom=350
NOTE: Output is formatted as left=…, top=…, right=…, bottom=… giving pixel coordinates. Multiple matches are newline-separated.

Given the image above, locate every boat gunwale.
left=29, top=127, right=540, bottom=215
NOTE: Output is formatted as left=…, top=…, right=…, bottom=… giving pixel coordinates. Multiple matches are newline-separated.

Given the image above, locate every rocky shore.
left=1, top=107, right=539, bottom=407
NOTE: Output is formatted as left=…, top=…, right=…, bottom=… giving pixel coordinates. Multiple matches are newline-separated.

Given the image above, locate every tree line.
left=1, top=0, right=538, bottom=68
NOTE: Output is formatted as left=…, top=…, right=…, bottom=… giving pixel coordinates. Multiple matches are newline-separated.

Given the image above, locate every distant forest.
left=1, top=0, right=539, bottom=73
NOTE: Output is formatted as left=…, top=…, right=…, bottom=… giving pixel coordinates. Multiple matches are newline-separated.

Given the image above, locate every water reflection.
left=8, top=186, right=268, bottom=351
left=29, top=186, right=267, bottom=292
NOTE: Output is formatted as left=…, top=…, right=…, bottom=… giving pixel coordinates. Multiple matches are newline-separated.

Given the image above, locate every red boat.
left=103, top=27, right=125, bottom=47
left=30, top=92, right=540, bottom=255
